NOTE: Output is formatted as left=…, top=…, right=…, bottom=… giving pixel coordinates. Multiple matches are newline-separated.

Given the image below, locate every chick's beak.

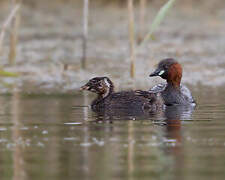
left=80, top=84, right=89, bottom=91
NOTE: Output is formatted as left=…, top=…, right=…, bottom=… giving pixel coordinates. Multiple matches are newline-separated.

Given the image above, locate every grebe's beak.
left=80, top=84, right=89, bottom=91
left=150, top=68, right=162, bottom=77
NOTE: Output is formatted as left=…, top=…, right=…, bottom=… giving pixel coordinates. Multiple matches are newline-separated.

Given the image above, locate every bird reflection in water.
left=83, top=95, right=195, bottom=179
left=162, top=105, right=195, bottom=178
left=164, top=105, right=194, bottom=148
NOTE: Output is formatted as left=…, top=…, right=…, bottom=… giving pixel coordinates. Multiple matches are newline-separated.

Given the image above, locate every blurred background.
left=0, top=0, right=224, bottom=93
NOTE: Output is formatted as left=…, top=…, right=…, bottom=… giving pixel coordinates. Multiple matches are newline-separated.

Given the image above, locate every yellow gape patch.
left=159, top=70, right=165, bottom=76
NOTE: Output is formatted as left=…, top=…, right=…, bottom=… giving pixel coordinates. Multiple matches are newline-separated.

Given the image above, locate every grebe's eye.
left=90, top=79, right=98, bottom=84
left=164, top=65, right=169, bottom=70
left=97, top=81, right=102, bottom=86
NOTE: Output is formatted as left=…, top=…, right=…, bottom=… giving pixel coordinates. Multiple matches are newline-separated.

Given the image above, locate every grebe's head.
left=81, top=77, right=114, bottom=98
left=150, top=58, right=182, bottom=87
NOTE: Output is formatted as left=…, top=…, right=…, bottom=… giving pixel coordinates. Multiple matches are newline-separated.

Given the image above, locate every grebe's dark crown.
left=149, top=58, right=182, bottom=87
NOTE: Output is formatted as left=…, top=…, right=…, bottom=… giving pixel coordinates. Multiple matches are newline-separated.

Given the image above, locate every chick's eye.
left=98, top=83, right=103, bottom=88
left=91, top=80, right=97, bottom=84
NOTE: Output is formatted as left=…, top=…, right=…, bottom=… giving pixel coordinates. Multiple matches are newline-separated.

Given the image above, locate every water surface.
left=0, top=87, right=225, bottom=180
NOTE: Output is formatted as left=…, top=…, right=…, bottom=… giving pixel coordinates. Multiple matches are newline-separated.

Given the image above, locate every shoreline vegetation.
left=0, top=0, right=224, bottom=93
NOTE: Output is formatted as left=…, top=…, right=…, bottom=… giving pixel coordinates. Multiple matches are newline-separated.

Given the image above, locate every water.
left=0, top=87, right=225, bottom=180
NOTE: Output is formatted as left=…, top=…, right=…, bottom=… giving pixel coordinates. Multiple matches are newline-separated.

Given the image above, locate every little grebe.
left=149, top=58, right=196, bottom=106
left=81, top=77, right=163, bottom=113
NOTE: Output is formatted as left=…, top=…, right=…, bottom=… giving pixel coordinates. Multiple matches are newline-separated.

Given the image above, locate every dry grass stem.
left=128, top=0, right=135, bottom=78
left=0, top=4, right=20, bottom=55
left=82, top=0, right=89, bottom=69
